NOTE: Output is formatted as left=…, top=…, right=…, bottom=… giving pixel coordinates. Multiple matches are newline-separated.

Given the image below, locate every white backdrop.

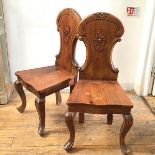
left=2, top=0, right=150, bottom=91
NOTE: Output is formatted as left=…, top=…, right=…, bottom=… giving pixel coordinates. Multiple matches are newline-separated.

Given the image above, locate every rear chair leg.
left=107, top=114, right=113, bottom=125
left=14, top=80, right=26, bottom=113
left=79, top=113, right=84, bottom=123
left=35, top=97, right=45, bottom=137
left=55, top=91, right=62, bottom=105
left=70, top=85, right=74, bottom=94
left=64, top=112, right=75, bottom=151
left=120, top=113, right=133, bottom=155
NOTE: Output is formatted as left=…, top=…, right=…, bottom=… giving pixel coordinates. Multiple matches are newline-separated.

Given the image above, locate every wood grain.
left=16, top=66, right=75, bottom=97
left=56, top=8, right=81, bottom=73
left=67, top=80, right=133, bottom=107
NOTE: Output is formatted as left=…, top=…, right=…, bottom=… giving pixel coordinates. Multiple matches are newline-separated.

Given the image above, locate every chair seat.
left=67, top=80, right=133, bottom=108
left=16, top=66, right=75, bottom=96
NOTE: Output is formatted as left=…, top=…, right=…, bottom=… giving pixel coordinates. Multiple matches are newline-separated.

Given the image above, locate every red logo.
left=127, top=7, right=135, bottom=16
left=127, top=7, right=139, bottom=16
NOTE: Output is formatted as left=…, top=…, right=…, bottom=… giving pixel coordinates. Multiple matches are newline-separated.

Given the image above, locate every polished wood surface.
left=14, top=80, right=26, bottom=113
left=55, top=8, right=81, bottom=73
left=120, top=114, right=133, bottom=154
left=67, top=80, right=133, bottom=107
left=35, top=97, right=45, bottom=136
left=14, top=8, right=81, bottom=136
left=16, top=66, right=75, bottom=97
left=1, top=92, right=154, bottom=155
left=65, top=12, right=133, bottom=154
left=78, top=12, right=124, bottom=80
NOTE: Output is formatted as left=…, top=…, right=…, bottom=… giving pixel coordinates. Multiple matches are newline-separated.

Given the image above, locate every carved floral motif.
left=94, top=29, right=106, bottom=52
left=63, top=25, right=71, bottom=43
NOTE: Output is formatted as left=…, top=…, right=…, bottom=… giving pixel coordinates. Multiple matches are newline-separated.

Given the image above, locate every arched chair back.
left=78, top=12, right=124, bottom=80
left=56, top=8, right=82, bottom=75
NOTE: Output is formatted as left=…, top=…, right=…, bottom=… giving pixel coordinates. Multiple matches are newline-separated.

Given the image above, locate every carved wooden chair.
left=14, top=8, right=81, bottom=136
left=64, top=12, right=133, bottom=154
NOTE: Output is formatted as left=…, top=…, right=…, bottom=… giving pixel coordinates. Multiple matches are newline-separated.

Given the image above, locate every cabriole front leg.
left=120, top=113, right=133, bottom=155
left=35, top=97, right=45, bottom=137
left=14, top=80, right=26, bottom=113
left=64, top=112, right=75, bottom=152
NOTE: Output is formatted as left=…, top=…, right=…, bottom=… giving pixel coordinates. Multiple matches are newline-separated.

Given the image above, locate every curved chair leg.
left=64, top=112, right=75, bottom=152
left=79, top=113, right=84, bottom=123
left=35, top=97, right=45, bottom=137
left=107, top=114, right=113, bottom=125
left=14, top=80, right=26, bottom=113
left=55, top=91, right=62, bottom=106
left=120, top=114, right=133, bottom=155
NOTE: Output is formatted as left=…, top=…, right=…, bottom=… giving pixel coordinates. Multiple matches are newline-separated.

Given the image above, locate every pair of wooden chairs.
left=15, top=8, right=133, bottom=154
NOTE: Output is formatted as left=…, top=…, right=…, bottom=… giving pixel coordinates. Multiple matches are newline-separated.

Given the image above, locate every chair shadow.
left=65, top=145, right=134, bottom=155
left=42, top=130, right=55, bottom=138
left=66, top=147, right=89, bottom=153
left=22, top=110, right=35, bottom=114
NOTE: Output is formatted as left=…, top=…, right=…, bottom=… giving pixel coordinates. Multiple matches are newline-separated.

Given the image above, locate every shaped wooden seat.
left=16, top=66, right=75, bottom=96
left=64, top=12, right=133, bottom=154
left=67, top=80, right=133, bottom=108
left=14, top=8, right=81, bottom=136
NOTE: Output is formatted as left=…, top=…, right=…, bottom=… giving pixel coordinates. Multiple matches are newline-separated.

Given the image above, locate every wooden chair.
left=64, top=12, right=133, bottom=154
left=14, top=8, right=81, bottom=136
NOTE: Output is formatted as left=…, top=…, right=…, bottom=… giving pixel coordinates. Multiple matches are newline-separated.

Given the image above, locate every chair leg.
left=70, top=85, right=75, bottom=94
left=55, top=91, right=62, bottom=106
left=120, top=113, right=133, bottom=155
left=72, top=112, right=76, bottom=119
left=35, top=97, right=45, bottom=137
left=64, top=112, right=75, bottom=152
left=107, top=114, right=113, bottom=125
left=71, top=81, right=85, bottom=124
left=14, top=80, right=26, bottom=113
left=70, top=85, right=77, bottom=119
left=79, top=113, right=84, bottom=123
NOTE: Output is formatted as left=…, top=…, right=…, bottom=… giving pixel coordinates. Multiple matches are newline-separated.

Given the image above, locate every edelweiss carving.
left=63, top=25, right=71, bottom=43
left=94, top=29, right=106, bottom=52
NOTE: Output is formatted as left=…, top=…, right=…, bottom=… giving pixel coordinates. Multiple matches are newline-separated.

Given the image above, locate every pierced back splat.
left=78, top=12, right=124, bottom=80
left=55, top=8, right=81, bottom=75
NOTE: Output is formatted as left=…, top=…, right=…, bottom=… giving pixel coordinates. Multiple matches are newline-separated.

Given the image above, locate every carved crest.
left=95, top=13, right=108, bottom=19
left=94, top=29, right=106, bottom=52
left=63, top=25, right=71, bottom=44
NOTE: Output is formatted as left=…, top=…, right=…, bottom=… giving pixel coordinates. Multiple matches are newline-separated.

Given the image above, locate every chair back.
left=56, top=8, right=81, bottom=75
left=78, top=12, right=124, bottom=80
